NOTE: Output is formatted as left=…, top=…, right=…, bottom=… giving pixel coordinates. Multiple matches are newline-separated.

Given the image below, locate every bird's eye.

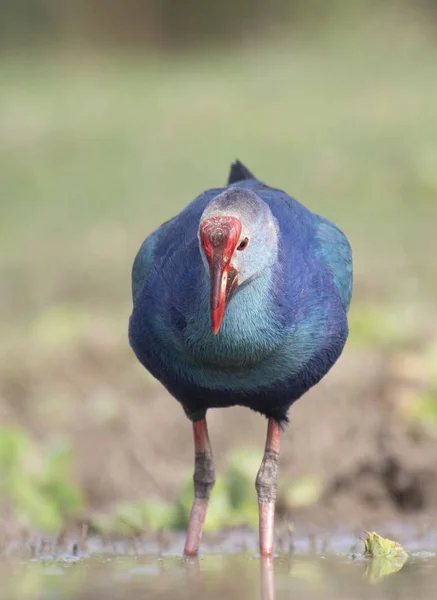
left=237, top=237, right=249, bottom=251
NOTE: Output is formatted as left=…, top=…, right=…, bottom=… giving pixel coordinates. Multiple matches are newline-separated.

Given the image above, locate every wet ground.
left=1, top=525, right=437, bottom=599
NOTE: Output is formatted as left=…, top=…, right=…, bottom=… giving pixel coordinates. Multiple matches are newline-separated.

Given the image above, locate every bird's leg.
left=183, top=418, right=215, bottom=557
left=256, top=418, right=280, bottom=556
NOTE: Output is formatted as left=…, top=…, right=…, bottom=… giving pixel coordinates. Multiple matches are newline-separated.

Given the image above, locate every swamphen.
left=129, top=161, right=353, bottom=556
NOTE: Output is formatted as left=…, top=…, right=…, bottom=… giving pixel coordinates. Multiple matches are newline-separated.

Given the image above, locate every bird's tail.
left=227, top=160, right=256, bottom=185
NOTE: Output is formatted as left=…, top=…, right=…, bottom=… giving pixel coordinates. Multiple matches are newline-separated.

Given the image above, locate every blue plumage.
left=129, top=162, right=352, bottom=424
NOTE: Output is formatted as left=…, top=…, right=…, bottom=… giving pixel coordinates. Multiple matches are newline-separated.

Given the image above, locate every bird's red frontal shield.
left=199, top=216, right=242, bottom=334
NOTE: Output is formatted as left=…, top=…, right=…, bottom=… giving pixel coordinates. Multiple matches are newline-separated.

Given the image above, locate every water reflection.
left=185, top=556, right=206, bottom=596
left=0, top=548, right=434, bottom=599
left=260, top=557, right=275, bottom=600
left=185, top=555, right=277, bottom=600
left=183, top=552, right=410, bottom=600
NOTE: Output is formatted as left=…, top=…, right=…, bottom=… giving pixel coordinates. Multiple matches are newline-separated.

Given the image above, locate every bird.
left=129, top=160, right=353, bottom=557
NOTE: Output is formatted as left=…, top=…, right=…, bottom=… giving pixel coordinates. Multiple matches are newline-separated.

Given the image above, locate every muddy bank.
left=2, top=335, right=437, bottom=533
left=76, top=348, right=437, bottom=526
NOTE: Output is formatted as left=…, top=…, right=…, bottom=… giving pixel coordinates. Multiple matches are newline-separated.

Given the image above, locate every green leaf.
left=362, top=532, right=408, bottom=583
left=362, top=531, right=408, bottom=559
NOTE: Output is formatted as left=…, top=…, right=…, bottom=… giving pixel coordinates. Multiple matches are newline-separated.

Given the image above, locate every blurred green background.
left=1, top=0, right=437, bottom=537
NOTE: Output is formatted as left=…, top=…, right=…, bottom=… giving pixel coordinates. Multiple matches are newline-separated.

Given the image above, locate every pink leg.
left=183, top=419, right=215, bottom=557
left=256, top=418, right=280, bottom=557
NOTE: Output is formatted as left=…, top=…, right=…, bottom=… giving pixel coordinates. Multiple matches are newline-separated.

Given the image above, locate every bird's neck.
left=184, top=266, right=282, bottom=368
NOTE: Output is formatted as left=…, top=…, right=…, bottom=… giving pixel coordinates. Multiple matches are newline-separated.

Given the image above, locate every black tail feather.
left=227, top=160, right=256, bottom=185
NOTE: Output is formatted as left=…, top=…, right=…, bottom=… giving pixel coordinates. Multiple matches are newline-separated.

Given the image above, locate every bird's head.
left=198, top=188, right=278, bottom=334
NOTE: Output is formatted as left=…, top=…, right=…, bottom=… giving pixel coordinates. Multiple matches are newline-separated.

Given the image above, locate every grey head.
left=198, top=187, right=279, bottom=334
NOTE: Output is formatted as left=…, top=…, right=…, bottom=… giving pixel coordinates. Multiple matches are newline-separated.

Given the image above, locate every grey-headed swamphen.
left=129, top=161, right=353, bottom=556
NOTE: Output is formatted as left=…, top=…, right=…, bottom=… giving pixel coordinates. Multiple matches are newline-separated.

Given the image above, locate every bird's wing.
left=131, top=220, right=173, bottom=303
left=132, top=232, right=156, bottom=302
left=131, top=187, right=222, bottom=304
left=315, top=218, right=353, bottom=313
left=133, top=163, right=257, bottom=299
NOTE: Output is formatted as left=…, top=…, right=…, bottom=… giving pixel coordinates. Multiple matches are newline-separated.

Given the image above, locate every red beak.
left=199, top=216, right=242, bottom=334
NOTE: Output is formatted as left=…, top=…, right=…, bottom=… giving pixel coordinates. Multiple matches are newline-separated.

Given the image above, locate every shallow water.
left=1, top=526, right=437, bottom=599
